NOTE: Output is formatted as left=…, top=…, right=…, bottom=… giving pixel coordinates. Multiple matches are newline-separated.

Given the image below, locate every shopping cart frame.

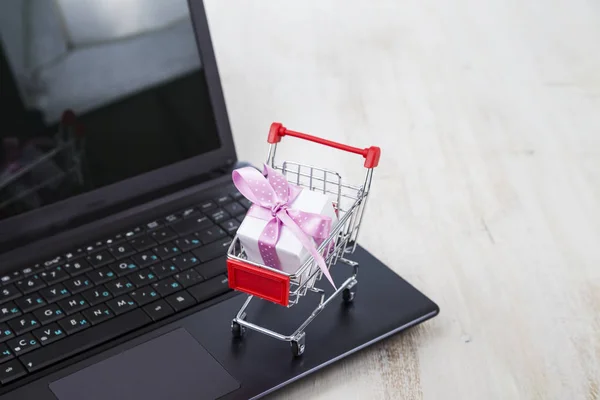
left=227, top=122, right=380, bottom=356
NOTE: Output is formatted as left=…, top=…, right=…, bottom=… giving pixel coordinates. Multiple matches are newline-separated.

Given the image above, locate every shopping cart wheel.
left=231, top=321, right=245, bottom=338
left=342, top=286, right=356, bottom=304
left=291, top=333, right=306, bottom=357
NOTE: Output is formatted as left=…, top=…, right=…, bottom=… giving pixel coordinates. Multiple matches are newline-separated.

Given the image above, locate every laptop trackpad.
left=49, top=328, right=240, bottom=400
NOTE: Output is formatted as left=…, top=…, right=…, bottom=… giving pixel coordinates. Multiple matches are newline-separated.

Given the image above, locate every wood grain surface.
left=203, top=1, right=600, bottom=398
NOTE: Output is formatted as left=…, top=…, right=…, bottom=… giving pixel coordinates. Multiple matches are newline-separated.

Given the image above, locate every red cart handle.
left=267, top=122, right=381, bottom=168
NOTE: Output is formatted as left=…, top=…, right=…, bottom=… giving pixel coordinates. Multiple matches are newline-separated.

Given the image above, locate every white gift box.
left=236, top=188, right=338, bottom=278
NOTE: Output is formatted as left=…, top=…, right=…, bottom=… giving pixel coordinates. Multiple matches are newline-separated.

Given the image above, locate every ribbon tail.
left=257, top=218, right=282, bottom=269
left=278, top=211, right=336, bottom=289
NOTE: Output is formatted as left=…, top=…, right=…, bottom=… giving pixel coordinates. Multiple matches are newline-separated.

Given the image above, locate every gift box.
left=237, top=189, right=337, bottom=273
left=233, top=165, right=338, bottom=285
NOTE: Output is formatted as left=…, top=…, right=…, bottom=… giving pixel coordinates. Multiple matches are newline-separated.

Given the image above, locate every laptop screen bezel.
left=0, top=0, right=237, bottom=246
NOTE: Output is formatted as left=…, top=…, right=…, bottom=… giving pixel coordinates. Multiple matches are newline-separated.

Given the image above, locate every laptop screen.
left=0, top=1, right=220, bottom=221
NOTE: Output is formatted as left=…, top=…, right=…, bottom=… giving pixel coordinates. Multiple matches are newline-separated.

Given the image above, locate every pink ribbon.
left=232, top=164, right=336, bottom=288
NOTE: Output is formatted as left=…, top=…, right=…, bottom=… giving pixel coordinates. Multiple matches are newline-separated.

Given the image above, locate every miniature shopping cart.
left=227, top=122, right=381, bottom=356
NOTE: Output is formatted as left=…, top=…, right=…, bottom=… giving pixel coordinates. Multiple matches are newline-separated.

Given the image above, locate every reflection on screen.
left=0, top=1, right=220, bottom=220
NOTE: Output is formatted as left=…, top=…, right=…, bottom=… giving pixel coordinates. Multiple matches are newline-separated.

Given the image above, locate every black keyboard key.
left=85, top=240, right=107, bottom=254
left=239, top=197, right=252, bottom=209
left=129, top=270, right=158, bottom=287
left=108, top=243, right=136, bottom=260
left=149, top=263, right=179, bottom=279
left=0, top=303, right=22, bottom=323
left=109, top=260, right=139, bottom=277
left=131, top=251, right=160, bottom=268
left=32, top=323, right=66, bottom=346
left=101, top=235, right=122, bottom=246
left=145, top=220, right=163, bottom=230
left=107, top=295, right=138, bottom=315
left=62, top=259, right=92, bottom=276
left=215, top=194, right=232, bottom=206
left=174, top=270, right=203, bottom=288
left=129, top=235, right=157, bottom=252
left=8, top=314, right=40, bottom=335
left=180, top=207, right=200, bottom=219
left=173, top=235, right=202, bottom=252
left=208, top=208, right=230, bottom=224
left=224, top=201, right=245, bottom=217
left=99, top=235, right=118, bottom=246
left=109, top=232, right=127, bottom=245
left=86, top=250, right=114, bottom=268
left=82, top=286, right=113, bottom=306
left=15, top=293, right=46, bottom=313
left=82, top=305, right=113, bottom=325
left=0, top=343, right=13, bottom=363
left=188, top=275, right=231, bottom=303
left=40, top=266, right=69, bottom=285
left=0, top=285, right=21, bottom=304
left=142, top=300, right=174, bottom=322
left=102, top=234, right=120, bottom=248
left=164, top=213, right=180, bottom=224
left=165, top=290, right=197, bottom=312
left=193, top=238, right=233, bottom=263
left=151, top=278, right=182, bottom=297
left=0, top=324, right=15, bottom=343
left=129, top=286, right=160, bottom=306
left=171, top=216, right=212, bottom=236
left=88, top=267, right=116, bottom=285
left=123, top=226, right=145, bottom=239
left=31, top=263, right=46, bottom=275
left=39, top=284, right=70, bottom=303
left=199, top=200, right=217, bottom=212
left=58, top=295, right=89, bottom=316
left=105, top=278, right=135, bottom=297
left=7, top=333, right=40, bottom=355
left=25, top=264, right=40, bottom=276
left=195, top=257, right=227, bottom=279
left=20, top=266, right=35, bottom=278
left=230, top=190, right=243, bottom=200
left=63, top=275, right=93, bottom=294
left=153, top=245, right=180, bottom=260
left=15, top=275, right=46, bottom=295
left=20, top=309, right=151, bottom=373
left=0, top=359, right=27, bottom=384
left=171, top=253, right=199, bottom=271
left=197, top=225, right=227, bottom=244
left=150, top=227, right=177, bottom=244
left=236, top=214, right=245, bottom=223
left=220, top=219, right=240, bottom=235
left=64, top=248, right=86, bottom=262
left=58, top=313, right=90, bottom=335
left=18, top=265, right=36, bottom=279
left=42, top=255, right=63, bottom=269
left=33, top=304, right=64, bottom=325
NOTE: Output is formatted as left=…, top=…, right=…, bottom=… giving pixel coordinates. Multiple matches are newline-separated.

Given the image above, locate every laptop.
left=0, top=1, right=439, bottom=399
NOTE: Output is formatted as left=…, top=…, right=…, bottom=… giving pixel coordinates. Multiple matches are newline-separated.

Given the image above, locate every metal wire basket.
left=227, top=122, right=380, bottom=356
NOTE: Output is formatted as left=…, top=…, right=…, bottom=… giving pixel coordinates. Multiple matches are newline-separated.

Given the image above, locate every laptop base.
left=3, top=244, right=438, bottom=400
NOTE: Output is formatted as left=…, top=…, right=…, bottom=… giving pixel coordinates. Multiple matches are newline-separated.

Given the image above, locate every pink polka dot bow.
left=232, top=164, right=336, bottom=288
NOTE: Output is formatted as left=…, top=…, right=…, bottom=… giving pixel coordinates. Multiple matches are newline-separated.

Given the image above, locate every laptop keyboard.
left=0, top=188, right=248, bottom=386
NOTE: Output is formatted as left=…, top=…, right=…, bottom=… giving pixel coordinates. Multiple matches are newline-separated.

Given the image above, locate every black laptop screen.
left=0, top=3, right=220, bottom=221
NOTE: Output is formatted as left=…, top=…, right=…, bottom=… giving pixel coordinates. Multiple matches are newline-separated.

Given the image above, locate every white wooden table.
left=205, top=1, right=600, bottom=398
